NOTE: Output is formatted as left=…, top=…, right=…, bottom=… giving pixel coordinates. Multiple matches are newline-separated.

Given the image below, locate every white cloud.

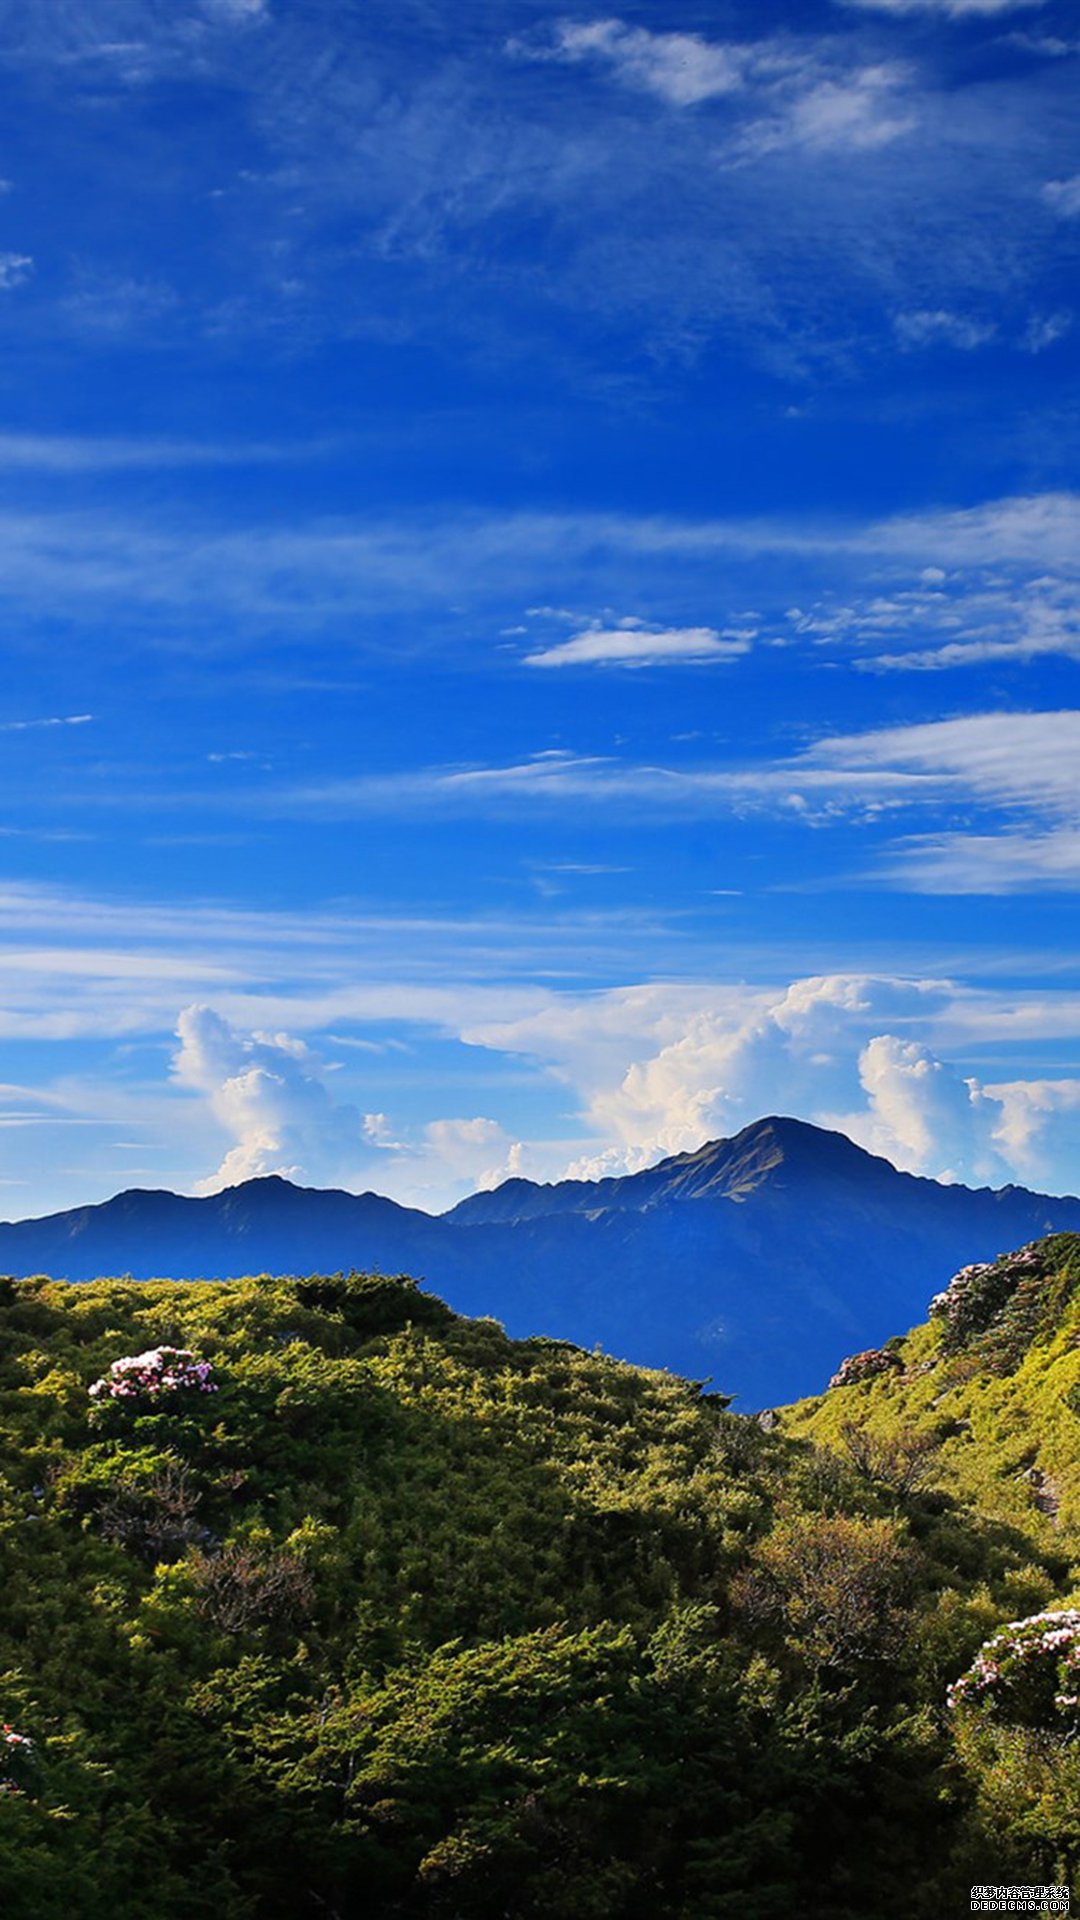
left=839, top=0, right=1046, bottom=14
left=524, top=624, right=751, bottom=669
left=516, top=20, right=758, bottom=107
left=737, top=64, right=916, bottom=158
left=173, top=1004, right=366, bottom=1191
left=466, top=971, right=1080, bottom=1192
left=894, top=308, right=996, bottom=350
left=277, top=747, right=938, bottom=821
left=1021, top=310, right=1072, bottom=352
left=1004, top=33, right=1080, bottom=55
left=359, top=709, right=1080, bottom=895
left=277, top=708, right=1080, bottom=835
left=853, top=1034, right=987, bottom=1179
left=202, top=0, right=267, bottom=18
left=984, top=1078, right=1080, bottom=1186
left=172, top=1003, right=534, bottom=1206
left=14, top=887, right=1080, bottom=1205
left=0, top=491, right=1075, bottom=641
left=422, top=1117, right=524, bottom=1189
left=812, top=710, right=1080, bottom=815
left=0, top=253, right=32, bottom=290
left=1043, top=174, right=1080, bottom=216
left=883, top=827, right=1080, bottom=891
left=792, top=557, right=1080, bottom=674
left=0, top=433, right=293, bottom=472
left=866, top=492, right=1080, bottom=569
left=0, top=713, right=93, bottom=732
left=522, top=21, right=917, bottom=160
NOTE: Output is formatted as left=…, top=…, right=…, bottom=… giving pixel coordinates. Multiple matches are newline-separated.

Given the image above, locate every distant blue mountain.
left=5, top=1116, right=1080, bottom=1405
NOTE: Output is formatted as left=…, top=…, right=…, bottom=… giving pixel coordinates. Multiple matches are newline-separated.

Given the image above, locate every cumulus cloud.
left=524, top=624, right=751, bottom=669
left=985, top=1079, right=1080, bottom=1187
left=852, top=1034, right=988, bottom=1179
left=467, top=973, right=1080, bottom=1193
left=173, top=1004, right=366, bottom=1192
left=422, top=1117, right=525, bottom=1188
left=172, top=1004, right=530, bottom=1205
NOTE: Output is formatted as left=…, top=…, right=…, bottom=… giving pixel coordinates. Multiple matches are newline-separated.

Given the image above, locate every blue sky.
left=2, top=0, right=1080, bottom=1215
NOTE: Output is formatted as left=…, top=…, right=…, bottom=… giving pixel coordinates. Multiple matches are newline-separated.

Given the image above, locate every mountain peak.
left=444, top=1116, right=894, bottom=1227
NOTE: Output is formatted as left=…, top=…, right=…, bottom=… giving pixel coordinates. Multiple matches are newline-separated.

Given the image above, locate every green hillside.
left=2, top=1254, right=1079, bottom=1917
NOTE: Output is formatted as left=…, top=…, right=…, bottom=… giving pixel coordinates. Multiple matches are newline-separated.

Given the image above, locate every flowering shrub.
left=88, top=1346, right=217, bottom=1402
left=828, top=1347, right=903, bottom=1390
left=947, top=1609, right=1080, bottom=1730
left=1, top=1723, right=34, bottom=1795
left=928, top=1245, right=1043, bottom=1347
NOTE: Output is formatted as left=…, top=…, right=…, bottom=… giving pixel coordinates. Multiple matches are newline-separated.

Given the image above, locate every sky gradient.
left=3, top=0, right=1080, bottom=1216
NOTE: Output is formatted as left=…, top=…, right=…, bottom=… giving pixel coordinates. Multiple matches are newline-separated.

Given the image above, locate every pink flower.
left=88, top=1346, right=218, bottom=1402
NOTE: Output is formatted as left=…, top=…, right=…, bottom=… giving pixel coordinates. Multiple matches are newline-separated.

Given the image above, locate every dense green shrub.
left=1, top=1254, right=1079, bottom=1915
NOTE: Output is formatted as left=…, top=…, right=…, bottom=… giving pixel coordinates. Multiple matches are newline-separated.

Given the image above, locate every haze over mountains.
left=5, top=1116, right=1080, bottom=1405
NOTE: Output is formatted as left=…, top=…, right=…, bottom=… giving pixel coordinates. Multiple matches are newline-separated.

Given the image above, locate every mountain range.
left=5, top=1115, right=1080, bottom=1404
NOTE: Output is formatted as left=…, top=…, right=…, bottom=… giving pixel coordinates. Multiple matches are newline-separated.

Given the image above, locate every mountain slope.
left=4, top=1118, right=1080, bottom=1404
left=785, top=1229, right=1080, bottom=1539
left=2, top=1256, right=1079, bottom=1914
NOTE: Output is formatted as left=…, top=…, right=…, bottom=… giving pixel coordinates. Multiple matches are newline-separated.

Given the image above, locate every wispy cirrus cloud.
left=0, top=0, right=1067, bottom=384
left=0, top=491, right=1072, bottom=640
left=272, top=710, right=1080, bottom=895
left=0, top=432, right=296, bottom=472
left=0, top=713, right=92, bottom=732
left=893, top=307, right=996, bottom=349
left=838, top=0, right=1046, bottom=14
left=1020, top=309, right=1072, bottom=352
left=272, top=747, right=940, bottom=822
left=201, top=0, right=267, bottom=19
left=815, top=712, right=1080, bottom=890
left=884, top=828, right=1080, bottom=892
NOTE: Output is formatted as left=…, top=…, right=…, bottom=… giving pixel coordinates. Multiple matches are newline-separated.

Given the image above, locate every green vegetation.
left=2, top=1247, right=1079, bottom=1916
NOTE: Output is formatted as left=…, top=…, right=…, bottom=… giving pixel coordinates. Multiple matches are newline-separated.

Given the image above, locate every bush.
left=839, top=1421, right=941, bottom=1497
left=88, top=1347, right=217, bottom=1403
left=828, top=1348, right=904, bottom=1390
left=947, top=1610, right=1080, bottom=1731
left=0, top=1725, right=35, bottom=1797
left=735, top=1510, right=918, bottom=1675
left=188, top=1541, right=315, bottom=1634
left=99, top=1464, right=209, bottom=1563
